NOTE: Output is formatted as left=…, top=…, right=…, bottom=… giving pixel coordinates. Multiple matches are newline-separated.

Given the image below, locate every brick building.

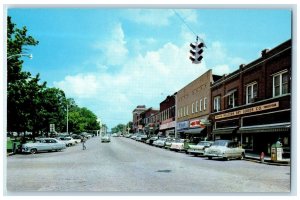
left=159, top=93, right=176, bottom=137
left=140, top=107, right=159, bottom=135
left=132, top=105, right=147, bottom=133
left=211, top=39, right=291, bottom=157
left=176, top=69, right=221, bottom=140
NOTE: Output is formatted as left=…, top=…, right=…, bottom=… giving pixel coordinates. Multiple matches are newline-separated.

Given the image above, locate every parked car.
left=130, top=134, right=138, bottom=140
left=204, top=140, right=245, bottom=160
left=187, top=141, right=214, bottom=156
left=57, top=136, right=77, bottom=147
left=101, top=135, right=111, bottom=143
left=164, top=138, right=175, bottom=149
left=169, top=138, right=186, bottom=151
left=153, top=137, right=167, bottom=147
left=22, top=138, right=66, bottom=154
left=146, top=136, right=158, bottom=145
left=135, top=134, right=142, bottom=141
left=140, top=134, right=148, bottom=142
left=71, top=135, right=82, bottom=143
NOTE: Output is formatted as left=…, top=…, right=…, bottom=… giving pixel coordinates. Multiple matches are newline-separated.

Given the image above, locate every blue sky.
left=7, top=8, right=292, bottom=130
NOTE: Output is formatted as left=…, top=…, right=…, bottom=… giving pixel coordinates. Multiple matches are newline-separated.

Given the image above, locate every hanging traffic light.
left=189, top=42, right=204, bottom=64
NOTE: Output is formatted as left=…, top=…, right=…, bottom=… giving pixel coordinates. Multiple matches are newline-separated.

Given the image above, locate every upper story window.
left=195, top=101, right=198, bottom=112
left=192, top=103, right=195, bottom=114
left=273, top=70, right=289, bottom=97
left=199, top=99, right=203, bottom=112
left=186, top=105, right=189, bottom=115
left=204, top=97, right=207, bottom=110
left=246, top=82, right=258, bottom=104
left=213, top=96, right=221, bottom=112
left=224, top=89, right=237, bottom=109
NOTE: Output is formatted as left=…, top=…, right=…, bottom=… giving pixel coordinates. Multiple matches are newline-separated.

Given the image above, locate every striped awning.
left=237, top=124, right=291, bottom=134
left=184, top=127, right=205, bottom=134
left=212, top=127, right=238, bottom=135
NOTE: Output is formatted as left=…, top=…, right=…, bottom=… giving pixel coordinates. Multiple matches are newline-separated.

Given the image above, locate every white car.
left=204, top=140, right=245, bottom=160
left=57, top=136, right=77, bottom=147
left=169, top=139, right=185, bottom=151
left=22, top=138, right=66, bottom=154
left=101, top=135, right=111, bottom=143
left=187, top=141, right=214, bottom=156
left=153, top=138, right=167, bottom=147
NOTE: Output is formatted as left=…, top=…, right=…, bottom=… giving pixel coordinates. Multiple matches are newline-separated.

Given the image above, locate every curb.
left=245, top=157, right=290, bottom=166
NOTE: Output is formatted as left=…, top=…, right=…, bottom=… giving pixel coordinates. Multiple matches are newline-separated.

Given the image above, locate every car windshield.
left=212, top=140, right=229, bottom=146
left=175, top=139, right=184, bottom=143
left=198, top=141, right=211, bottom=146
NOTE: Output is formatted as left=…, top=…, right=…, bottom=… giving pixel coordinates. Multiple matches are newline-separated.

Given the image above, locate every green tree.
left=7, top=16, right=40, bottom=135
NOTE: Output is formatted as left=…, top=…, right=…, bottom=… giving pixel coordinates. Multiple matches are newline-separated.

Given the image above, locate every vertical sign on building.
left=50, top=124, right=55, bottom=132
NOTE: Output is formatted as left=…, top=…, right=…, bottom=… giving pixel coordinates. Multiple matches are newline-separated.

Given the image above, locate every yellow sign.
left=215, top=102, right=279, bottom=120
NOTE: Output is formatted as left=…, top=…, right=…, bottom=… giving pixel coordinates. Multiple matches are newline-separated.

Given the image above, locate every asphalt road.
left=5, top=136, right=291, bottom=194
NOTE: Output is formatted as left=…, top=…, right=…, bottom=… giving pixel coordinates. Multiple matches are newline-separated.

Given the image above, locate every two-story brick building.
left=211, top=39, right=291, bottom=157
left=159, top=93, right=176, bottom=138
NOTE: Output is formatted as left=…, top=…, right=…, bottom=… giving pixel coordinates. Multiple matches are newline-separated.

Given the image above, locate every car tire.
left=30, top=148, right=37, bottom=154
left=208, top=156, right=212, bottom=160
left=240, top=153, right=245, bottom=160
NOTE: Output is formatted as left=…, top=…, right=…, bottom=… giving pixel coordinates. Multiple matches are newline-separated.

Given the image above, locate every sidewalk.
left=245, top=153, right=290, bottom=166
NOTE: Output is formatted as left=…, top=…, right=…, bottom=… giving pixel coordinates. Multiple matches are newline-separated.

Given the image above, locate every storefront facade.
left=211, top=39, right=291, bottom=157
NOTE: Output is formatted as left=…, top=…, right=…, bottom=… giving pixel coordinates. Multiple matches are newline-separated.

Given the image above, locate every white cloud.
left=54, top=74, right=99, bottom=98
left=93, top=23, right=128, bottom=66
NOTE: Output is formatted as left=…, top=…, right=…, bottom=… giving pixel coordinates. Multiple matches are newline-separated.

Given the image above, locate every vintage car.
left=204, top=140, right=245, bottom=160
left=146, top=136, right=158, bottom=145
left=22, top=138, right=66, bottom=154
left=153, top=137, right=167, bottom=147
left=164, top=138, right=175, bottom=149
left=57, top=136, right=77, bottom=147
left=187, top=141, right=214, bottom=156
left=101, top=135, right=111, bottom=143
left=169, top=138, right=186, bottom=151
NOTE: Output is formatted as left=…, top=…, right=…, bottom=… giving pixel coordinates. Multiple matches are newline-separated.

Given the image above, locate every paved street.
left=5, top=136, right=291, bottom=194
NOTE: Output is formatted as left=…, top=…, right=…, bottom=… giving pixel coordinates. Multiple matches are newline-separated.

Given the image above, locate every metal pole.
left=67, top=104, right=69, bottom=135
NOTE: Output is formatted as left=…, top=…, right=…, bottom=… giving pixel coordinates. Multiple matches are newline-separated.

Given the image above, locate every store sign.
left=160, top=121, right=176, bottom=130
left=215, top=102, right=279, bottom=120
left=190, top=119, right=201, bottom=128
left=176, top=121, right=189, bottom=131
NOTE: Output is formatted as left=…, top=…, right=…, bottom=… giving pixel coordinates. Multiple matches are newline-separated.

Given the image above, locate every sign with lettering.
left=176, top=121, right=189, bottom=131
left=190, top=119, right=201, bottom=128
left=215, top=102, right=279, bottom=120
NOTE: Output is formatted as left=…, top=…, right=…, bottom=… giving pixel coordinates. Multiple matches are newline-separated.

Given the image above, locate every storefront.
left=159, top=119, right=176, bottom=138
left=176, top=120, right=189, bottom=138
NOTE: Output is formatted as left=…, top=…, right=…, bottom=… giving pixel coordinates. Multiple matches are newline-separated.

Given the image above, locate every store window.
left=242, top=135, right=253, bottom=150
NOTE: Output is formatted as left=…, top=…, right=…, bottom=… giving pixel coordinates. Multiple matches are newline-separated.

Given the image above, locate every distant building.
left=140, top=107, right=160, bottom=136
left=132, top=105, right=147, bottom=133
left=159, top=93, right=176, bottom=138
left=211, top=39, right=291, bottom=157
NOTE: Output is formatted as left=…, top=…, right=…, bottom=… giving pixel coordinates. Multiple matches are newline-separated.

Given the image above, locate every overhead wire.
left=172, top=9, right=198, bottom=39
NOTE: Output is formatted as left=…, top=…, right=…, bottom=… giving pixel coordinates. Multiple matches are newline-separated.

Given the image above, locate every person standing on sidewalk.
left=82, top=137, right=86, bottom=150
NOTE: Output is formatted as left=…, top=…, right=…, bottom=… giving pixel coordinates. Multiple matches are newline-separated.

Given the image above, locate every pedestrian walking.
left=82, top=137, right=86, bottom=150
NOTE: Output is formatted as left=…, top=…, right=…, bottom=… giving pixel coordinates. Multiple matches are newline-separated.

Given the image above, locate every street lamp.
left=7, top=53, right=33, bottom=60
